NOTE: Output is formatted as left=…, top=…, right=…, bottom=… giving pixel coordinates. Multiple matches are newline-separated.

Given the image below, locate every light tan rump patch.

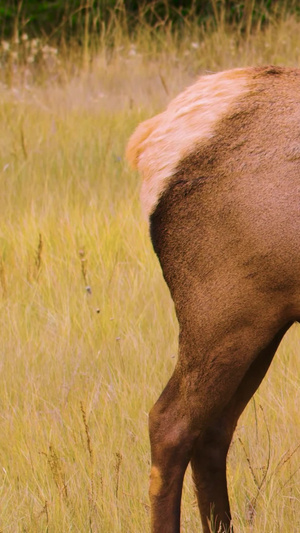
left=126, top=68, right=251, bottom=217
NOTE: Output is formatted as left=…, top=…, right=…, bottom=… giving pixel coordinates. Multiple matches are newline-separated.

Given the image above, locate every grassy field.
left=0, top=12, right=300, bottom=532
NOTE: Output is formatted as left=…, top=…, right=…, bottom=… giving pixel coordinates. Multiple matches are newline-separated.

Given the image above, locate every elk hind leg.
left=149, top=368, right=200, bottom=533
left=191, top=324, right=291, bottom=533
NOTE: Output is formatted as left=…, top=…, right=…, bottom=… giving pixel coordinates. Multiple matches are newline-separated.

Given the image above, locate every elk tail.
left=126, top=113, right=162, bottom=170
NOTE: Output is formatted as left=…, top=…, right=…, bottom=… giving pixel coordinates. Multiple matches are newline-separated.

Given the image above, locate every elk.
left=126, top=66, right=300, bottom=533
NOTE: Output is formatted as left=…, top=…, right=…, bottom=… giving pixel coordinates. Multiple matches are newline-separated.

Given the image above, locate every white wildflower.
left=31, top=38, right=39, bottom=48
left=128, top=44, right=137, bottom=57
left=2, top=41, right=10, bottom=51
left=42, top=45, right=50, bottom=55
left=42, top=45, right=58, bottom=56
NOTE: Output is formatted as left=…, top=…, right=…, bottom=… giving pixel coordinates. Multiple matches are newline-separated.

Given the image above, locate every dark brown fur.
left=148, top=67, right=300, bottom=532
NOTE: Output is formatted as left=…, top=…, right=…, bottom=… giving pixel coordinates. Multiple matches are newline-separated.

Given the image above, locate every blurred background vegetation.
left=0, top=2, right=300, bottom=532
left=1, top=0, right=300, bottom=43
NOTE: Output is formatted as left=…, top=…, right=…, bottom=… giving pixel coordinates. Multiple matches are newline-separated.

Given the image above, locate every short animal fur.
left=126, top=66, right=300, bottom=533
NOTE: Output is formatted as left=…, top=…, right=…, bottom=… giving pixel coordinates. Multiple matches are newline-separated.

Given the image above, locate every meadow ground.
left=0, top=13, right=300, bottom=532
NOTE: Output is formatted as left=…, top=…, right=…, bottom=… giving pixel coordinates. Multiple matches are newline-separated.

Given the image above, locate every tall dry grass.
left=0, top=9, right=299, bottom=532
